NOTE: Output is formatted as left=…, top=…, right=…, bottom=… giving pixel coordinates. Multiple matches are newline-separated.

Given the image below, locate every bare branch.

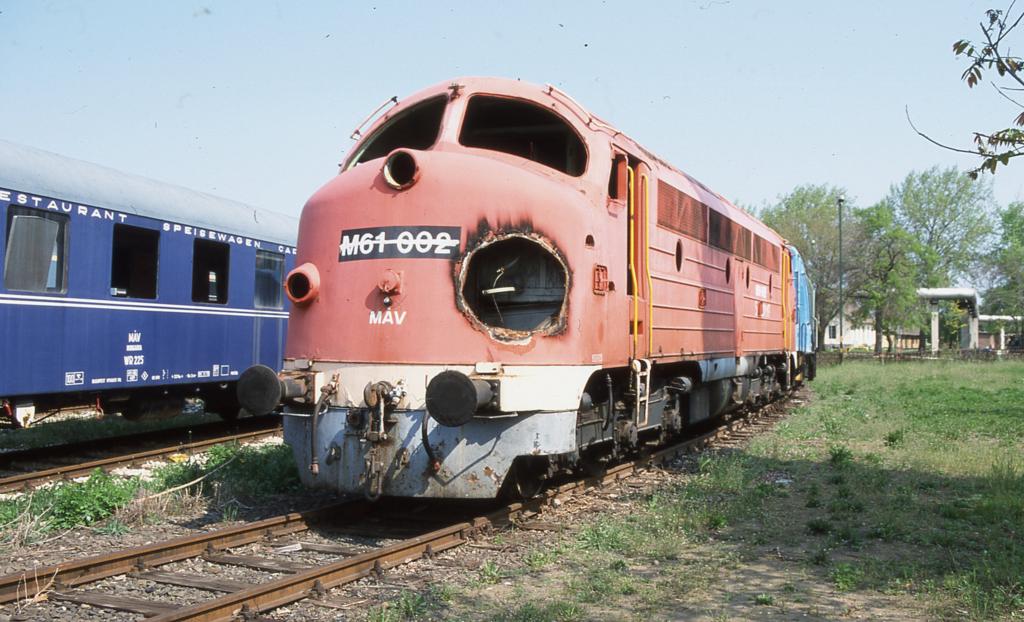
left=905, top=107, right=990, bottom=156
left=991, top=81, right=1024, bottom=107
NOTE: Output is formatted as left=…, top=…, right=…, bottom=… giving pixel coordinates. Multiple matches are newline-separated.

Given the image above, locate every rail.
left=0, top=416, right=281, bottom=493
left=0, top=396, right=793, bottom=620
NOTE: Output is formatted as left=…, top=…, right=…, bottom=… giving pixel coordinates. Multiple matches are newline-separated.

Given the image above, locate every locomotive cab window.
left=254, top=250, right=284, bottom=309
left=110, top=224, right=158, bottom=298
left=459, top=96, right=586, bottom=176
left=192, top=239, right=230, bottom=304
left=3, top=206, right=68, bottom=294
left=348, top=96, right=447, bottom=168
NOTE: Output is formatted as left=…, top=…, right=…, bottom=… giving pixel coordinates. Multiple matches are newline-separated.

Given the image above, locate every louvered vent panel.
left=657, top=180, right=707, bottom=242
left=752, top=235, right=781, bottom=272
left=708, top=209, right=735, bottom=252
left=735, top=227, right=752, bottom=260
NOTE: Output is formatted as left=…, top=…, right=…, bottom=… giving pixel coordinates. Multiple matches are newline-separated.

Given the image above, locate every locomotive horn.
left=425, top=370, right=493, bottom=427
left=237, top=364, right=305, bottom=416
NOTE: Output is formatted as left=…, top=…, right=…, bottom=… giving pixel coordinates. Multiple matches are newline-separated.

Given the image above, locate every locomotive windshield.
left=459, top=96, right=586, bottom=176
left=347, top=96, right=447, bottom=168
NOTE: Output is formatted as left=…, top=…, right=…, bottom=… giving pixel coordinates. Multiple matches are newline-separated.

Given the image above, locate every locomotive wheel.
left=502, top=457, right=546, bottom=500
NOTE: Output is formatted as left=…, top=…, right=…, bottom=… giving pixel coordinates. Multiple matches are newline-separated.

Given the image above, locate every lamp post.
left=837, top=194, right=845, bottom=362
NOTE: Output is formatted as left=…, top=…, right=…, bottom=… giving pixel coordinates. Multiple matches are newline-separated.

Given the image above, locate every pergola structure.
left=917, top=288, right=978, bottom=352
left=978, top=315, right=1023, bottom=350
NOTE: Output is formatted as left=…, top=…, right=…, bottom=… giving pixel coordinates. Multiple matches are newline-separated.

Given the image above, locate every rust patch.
left=453, top=222, right=572, bottom=344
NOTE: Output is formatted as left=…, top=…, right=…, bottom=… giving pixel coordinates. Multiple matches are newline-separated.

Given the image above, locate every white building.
left=821, top=306, right=919, bottom=351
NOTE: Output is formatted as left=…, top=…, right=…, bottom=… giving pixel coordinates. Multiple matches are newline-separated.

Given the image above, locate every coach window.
left=110, top=224, right=159, bottom=298
left=254, top=250, right=284, bottom=309
left=347, top=96, right=447, bottom=168
left=459, top=96, right=587, bottom=176
left=192, top=239, right=230, bottom=304
left=3, top=206, right=69, bottom=293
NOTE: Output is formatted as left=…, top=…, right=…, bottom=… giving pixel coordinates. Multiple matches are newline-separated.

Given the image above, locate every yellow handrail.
left=642, top=174, right=653, bottom=353
left=781, top=250, right=789, bottom=349
left=628, top=167, right=638, bottom=355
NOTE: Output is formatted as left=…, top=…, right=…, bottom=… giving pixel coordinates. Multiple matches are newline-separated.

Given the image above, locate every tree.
left=889, top=166, right=995, bottom=287
left=983, top=201, right=1024, bottom=338
left=913, top=5, right=1024, bottom=177
left=849, top=203, right=919, bottom=354
left=760, top=184, right=854, bottom=348
left=886, top=166, right=994, bottom=350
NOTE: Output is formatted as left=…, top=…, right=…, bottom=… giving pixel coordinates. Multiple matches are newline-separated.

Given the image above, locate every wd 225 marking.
left=338, top=226, right=461, bottom=261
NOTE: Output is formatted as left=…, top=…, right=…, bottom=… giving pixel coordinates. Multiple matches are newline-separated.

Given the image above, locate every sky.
left=2, top=1, right=1023, bottom=218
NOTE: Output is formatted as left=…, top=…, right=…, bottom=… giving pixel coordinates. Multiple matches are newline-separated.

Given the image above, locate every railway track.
left=0, top=397, right=792, bottom=621
left=0, top=416, right=281, bottom=493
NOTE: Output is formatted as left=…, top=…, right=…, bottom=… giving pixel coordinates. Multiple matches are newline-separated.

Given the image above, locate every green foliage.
left=478, top=560, right=503, bottom=584
left=888, top=166, right=994, bottom=289
left=366, top=588, right=450, bottom=622
left=493, top=601, right=585, bottom=622
left=848, top=201, right=920, bottom=352
left=759, top=184, right=850, bottom=345
left=753, top=593, right=775, bottom=606
left=146, top=442, right=301, bottom=499
left=828, top=444, right=853, bottom=467
left=0, top=469, right=140, bottom=532
left=830, top=563, right=864, bottom=591
left=884, top=429, right=906, bottom=448
left=984, top=201, right=1024, bottom=319
left=949, top=7, right=1024, bottom=178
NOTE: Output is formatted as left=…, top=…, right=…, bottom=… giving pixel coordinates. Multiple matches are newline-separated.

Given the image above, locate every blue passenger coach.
left=0, top=140, right=297, bottom=426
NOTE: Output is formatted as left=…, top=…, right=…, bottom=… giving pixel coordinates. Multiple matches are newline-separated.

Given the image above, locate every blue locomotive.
left=0, top=140, right=297, bottom=426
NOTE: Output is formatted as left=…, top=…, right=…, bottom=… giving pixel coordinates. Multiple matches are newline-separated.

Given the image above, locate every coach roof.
left=0, top=139, right=297, bottom=246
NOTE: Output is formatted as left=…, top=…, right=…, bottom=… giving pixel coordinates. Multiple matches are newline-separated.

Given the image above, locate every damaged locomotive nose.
left=237, top=364, right=307, bottom=415
left=458, top=233, right=569, bottom=339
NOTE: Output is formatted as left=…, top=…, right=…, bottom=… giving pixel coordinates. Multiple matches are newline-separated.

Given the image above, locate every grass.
left=432, top=360, right=1024, bottom=621
left=0, top=442, right=301, bottom=542
left=0, top=410, right=220, bottom=451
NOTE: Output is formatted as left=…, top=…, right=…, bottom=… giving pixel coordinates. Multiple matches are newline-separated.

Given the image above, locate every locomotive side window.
left=110, top=224, right=158, bottom=299
left=459, top=96, right=587, bottom=176
left=192, top=239, right=230, bottom=304
left=254, top=250, right=284, bottom=310
left=3, top=206, right=68, bottom=294
left=348, top=96, right=447, bottom=168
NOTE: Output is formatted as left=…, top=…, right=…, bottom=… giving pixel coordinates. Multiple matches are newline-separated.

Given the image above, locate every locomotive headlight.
left=382, top=149, right=419, bottom=190
left=286, top=262, right=320, bottom=305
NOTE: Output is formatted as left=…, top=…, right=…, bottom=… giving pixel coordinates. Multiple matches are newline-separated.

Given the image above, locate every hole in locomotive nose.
left=461, top=236, right=567, bottom=332
left=383, top=150, right=418, bottom=189
left=287, top=271, right=311, bottom=300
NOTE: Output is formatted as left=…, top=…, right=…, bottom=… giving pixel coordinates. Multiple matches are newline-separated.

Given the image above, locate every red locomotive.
left=239, top=77, right=816, bottom=499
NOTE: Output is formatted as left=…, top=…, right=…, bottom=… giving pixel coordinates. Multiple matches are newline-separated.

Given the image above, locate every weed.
left=92, top=518, right=130, bottom=536
left=830, top=563, right=863, bottom=591
left=524, top=547, right=559, bottom=571
left=753, top=593, right=774, bottom=605
left=806, top=518, right=832, bottom=535
left=479, top=560, right=502, bottom=584
left=147, top=442, right=300, bottom=501
left=828, top=445, right=853, bottom=468
left=884, top=429, right=906, bottom=448
left=577, top=518, right=631, bottom=552
left=495, top=600, right=585, bottom=622
left=810, top=547, right=830, bottom=566
left=704, top=511, right=727, bottom=530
